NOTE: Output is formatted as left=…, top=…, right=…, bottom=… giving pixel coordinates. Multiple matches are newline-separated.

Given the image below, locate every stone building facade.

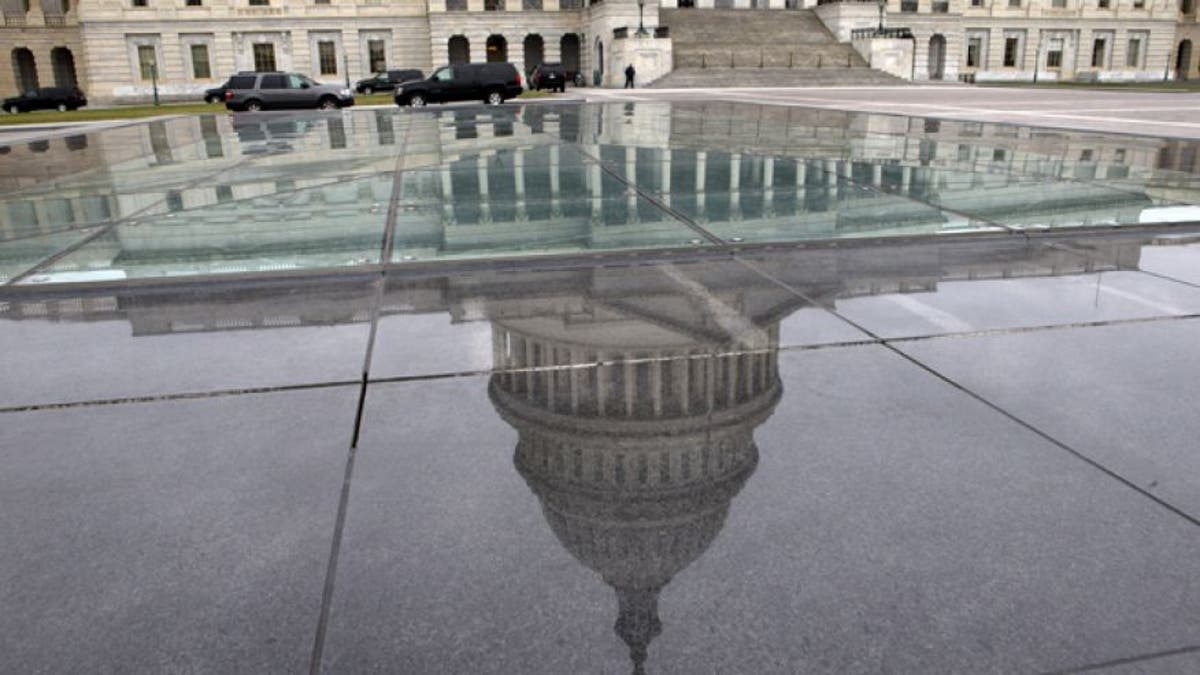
left=3, top=0, right=1200, bottom=103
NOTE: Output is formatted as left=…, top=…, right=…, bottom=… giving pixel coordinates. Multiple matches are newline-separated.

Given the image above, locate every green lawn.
left=0, top=89, right=563, bottom=127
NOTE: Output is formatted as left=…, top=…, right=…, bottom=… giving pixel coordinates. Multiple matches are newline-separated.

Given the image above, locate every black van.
left=394, top=63, right=523, bottom=107
left=355, top=69, right=424, bottom=94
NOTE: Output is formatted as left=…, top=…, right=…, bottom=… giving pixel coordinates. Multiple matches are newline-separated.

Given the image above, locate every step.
left=648, top=67, right=907, bottom=89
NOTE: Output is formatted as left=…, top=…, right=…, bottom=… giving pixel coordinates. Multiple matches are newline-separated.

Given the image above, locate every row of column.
left=492, top=327, right=780, bottom=419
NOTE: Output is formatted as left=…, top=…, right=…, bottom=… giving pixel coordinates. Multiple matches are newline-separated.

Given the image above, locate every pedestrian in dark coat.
left=624, top=64, right=636, bottom=89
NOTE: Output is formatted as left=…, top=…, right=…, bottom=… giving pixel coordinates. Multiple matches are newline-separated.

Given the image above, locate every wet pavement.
left=2, top=102, right=1200, bottom=674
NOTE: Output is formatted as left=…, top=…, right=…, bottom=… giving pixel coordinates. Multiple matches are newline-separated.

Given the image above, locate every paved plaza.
left=2, top=90, right=1200, bottom=674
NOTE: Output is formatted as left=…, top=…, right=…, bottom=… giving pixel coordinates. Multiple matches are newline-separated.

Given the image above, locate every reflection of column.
left=625, top=146, right=638, bottom=224
left=796, top=159, right=807, bottom=215
left=695, top=151, right=707, bottom=218
left=825, top=159, right=838, bottom=201
left=902, top=165, right=912, bottom=193
left=477, top=155, right=491, bottom=223
left=729, top=153, right=741, bottom=220
left=514, top=148, right=527, bottom=222
left=441, top=165, right=455, bottom=224
left=589, top=154, right=603, bottom=222
left=872, top=163, right=883, bottom=188
left=549, top=144, right=562, bottom=217
left=660, top=149, right=672, bottom=208
left=763, top=156, right=774, bottom=217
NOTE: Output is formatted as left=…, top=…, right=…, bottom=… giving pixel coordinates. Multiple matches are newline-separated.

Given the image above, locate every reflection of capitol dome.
left=489, top=316, right=781, bottom=674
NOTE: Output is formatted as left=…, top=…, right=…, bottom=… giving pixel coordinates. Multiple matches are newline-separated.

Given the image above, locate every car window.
left=260, top=74, right=287, bottom=89
left=286, top=74, right=306, bottom=89
left=228, top=76, right=256, bottom=89
left=433, top=68, right=453, bottom=83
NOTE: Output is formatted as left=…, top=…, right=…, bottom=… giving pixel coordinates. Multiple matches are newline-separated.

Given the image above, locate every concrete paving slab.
left=0, top=278, right=375, bottom=408
left=323, top=345, right=1200, bottom=673
left=0, top=387, right=357, bottom=674
left=898, top=318, right=1200, bottom=520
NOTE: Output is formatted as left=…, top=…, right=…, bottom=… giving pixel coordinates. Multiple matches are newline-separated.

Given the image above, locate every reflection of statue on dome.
left=487, top=279, right=784, bottom=673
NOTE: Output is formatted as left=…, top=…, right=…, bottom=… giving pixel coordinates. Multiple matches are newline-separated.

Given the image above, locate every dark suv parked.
left=530, top=63, right=566, bottom=93
left=3, top=87, right=88, bottom=113
left=395, top=63, right=523, bottom=107
left=204, top=73, right=256, bottom=103
left=224, top=72, right=354, bottom=112
left=355, top=69, right=424, bottom=94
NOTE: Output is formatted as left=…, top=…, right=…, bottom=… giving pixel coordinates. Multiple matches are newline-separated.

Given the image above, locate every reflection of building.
left=486, top=268, right=786, bottom=673
left=3, top=102, right=1190, bottom=285
left=0, top=235, right=1157, bottom=670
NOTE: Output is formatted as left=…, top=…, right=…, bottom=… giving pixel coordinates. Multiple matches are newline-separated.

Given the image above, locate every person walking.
left=624, top=64, right=636, bottom=89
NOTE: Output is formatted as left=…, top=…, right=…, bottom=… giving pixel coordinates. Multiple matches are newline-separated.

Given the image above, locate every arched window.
left=523, top=35, right=544, bottom=77
left=486, top=35, right=508, bottom=63
left=11, top=48, right=39, bottom=92
left=448, top=35, right=470, bottom=65
left=50, top=47, right=78, bottom=87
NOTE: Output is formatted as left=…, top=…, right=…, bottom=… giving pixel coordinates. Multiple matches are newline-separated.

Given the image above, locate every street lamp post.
left=150, top=62, right=159, bottom=106
left=636, top=0, right=648, bottom=37
left=877, top=0, right=885, bottom=33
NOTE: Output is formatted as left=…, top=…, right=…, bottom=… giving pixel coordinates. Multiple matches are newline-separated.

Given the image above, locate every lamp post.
left=150, top=62, right=159, bottom=106
left=636, top=0, right=648, bottom=37
left=877, top=0, right=885, bottom=33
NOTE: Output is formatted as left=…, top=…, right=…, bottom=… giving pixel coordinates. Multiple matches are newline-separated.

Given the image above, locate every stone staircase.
left=651, top=8, right=906, bottom=88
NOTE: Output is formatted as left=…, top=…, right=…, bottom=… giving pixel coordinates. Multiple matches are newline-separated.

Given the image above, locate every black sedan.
left=531, top=63, right=567, bottom=93
left=3, top=87, right=87, bottom=113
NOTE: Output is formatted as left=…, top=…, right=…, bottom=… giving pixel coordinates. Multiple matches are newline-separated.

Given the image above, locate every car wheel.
left=205, top=95, right=218, bottom=104
left=363, top=86, right=373, bottom=95
left=408, top=94, right=426, bottom=107
left=317, top=97, right=339, bottom=110
left=56, top=103, right=68, bottom=112
left=486, top=91, right=504, bottom=105
left=244, top=99, right=263, bottom=112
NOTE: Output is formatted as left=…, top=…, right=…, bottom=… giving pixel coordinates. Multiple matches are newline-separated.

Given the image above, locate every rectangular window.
left=131, top=0, right=146, bottom=6
left=1003, top=37, right=1020, bottom=67
left=216, top=185, right=233, bottom=202
left=1097, top=0, right=1109, bottom=6
left=318, top=41, right=338, bottom=75
left=970, top=0, right=983, bottom=6
left=900, top=0, right=917, bottom=11
left=1007, top=0, right=1019, bottom=6
left=190, top=44, right=211, bottom=79
left=966, top=37, right=982, bottom=68
left=315, top=0, right=329, bottom=3
left=1051, top=0, right=1065, bottom=6
left=932, top=1, right=948, bottom=11
left=368, top=40, right=386, bottom=73
left=1133, top=0, right=1144, bottom=6
left=446, top=0, right=467, bottom=8
left=248, top=0, right=269, bottom=5
left=1091, top=39, right=1106, bottom=67
left=137, top=45, right=157, bottom=80
left=185, top=0, right=201, bottom=5
left=484, top=0, right=503, bottom=9
left=523, top=0, right=542, bottom=8
left=1046, top=38, right=1064, bottom=69
left=1127, top=38, right=1142, bottom=68
left=253, top=43, right=276, bottom=71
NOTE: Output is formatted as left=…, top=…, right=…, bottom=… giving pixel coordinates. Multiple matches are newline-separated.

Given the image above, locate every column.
left=695, top=151, right=707, bottom=218
left=441, top=165, right=455, bottom=223
left=660, top=149, right=672, bottom=208
left=625, top=146, right=638, bottom=223
left=762, top=156, right=774, bottom=217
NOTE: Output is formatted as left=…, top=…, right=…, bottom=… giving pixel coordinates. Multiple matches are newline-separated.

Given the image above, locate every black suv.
left=395, top=63, right=523, bottom=107
left=3, top=87, right=87, bottom=113
left=223, top=72, right=354, bottom=112
left=531, top=63, right=566, bottom=93
left=355, top=69, right=424, bottom=94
